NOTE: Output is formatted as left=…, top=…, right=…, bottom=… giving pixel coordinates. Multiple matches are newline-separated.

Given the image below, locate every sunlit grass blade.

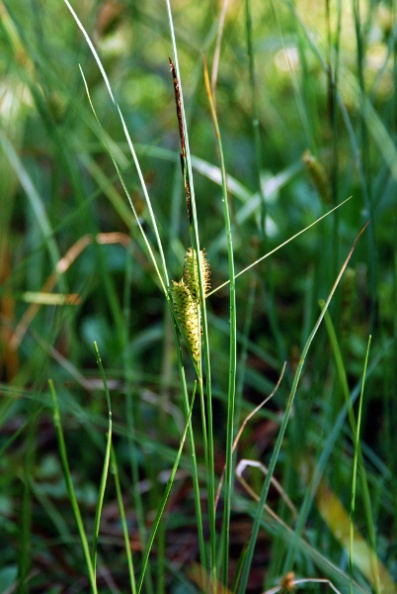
left=62, top=0, right=169, bottom=289
left=18, top=291, right=80, bottom=305
left=78, top=66, right=168, bottom=296
left=207, top=195, right=353, bottom=297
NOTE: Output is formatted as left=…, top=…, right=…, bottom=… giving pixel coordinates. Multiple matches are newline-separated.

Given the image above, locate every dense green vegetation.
left=1, top=1, right=396, bottom=592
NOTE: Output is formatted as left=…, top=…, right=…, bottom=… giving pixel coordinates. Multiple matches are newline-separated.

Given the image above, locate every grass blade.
left=111, top=448, right=137, bottom=594
left=91, top=342, right=113, bottom=576
left=204, top=58, right=237, bottom=587
left=165, top=3, right=216, bottom=586
left=237, top=220, right=370, bottom=593
left=62, top=0, right=169, bottom=289
left=48, top=379, right=97, bottom=594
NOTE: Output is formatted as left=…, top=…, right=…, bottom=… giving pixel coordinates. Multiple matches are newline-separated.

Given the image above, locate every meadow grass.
left=0, top=1, right=396, bottom=593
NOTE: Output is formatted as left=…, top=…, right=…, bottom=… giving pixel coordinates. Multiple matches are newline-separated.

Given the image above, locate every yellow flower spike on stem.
left=171, top=248, right=211, bottom=367
left=183, top=247, right=211, bottom=301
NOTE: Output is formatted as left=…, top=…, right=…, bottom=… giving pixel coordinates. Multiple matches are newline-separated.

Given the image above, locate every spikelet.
left=183, top=248, right=211, bottom=301
left=302, top=150, right=331, bottom=204
left=171, top=279, right=201, bottom=365
left=171, top=248, right=211, bottom=366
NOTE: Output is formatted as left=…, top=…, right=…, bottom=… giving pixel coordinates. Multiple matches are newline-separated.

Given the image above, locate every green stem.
left=91, top=342, right=113, bottom=577
left=111, top=448, right=137, bottom=594
left=323, top=307, right=381, bottom=594
left=349, top=335, right=373, bottom=594
left=49, top=380, right=98, bottom=594
left=204, top=62, right=237, bottom=588
left=165, top=3, right=216, bottom=585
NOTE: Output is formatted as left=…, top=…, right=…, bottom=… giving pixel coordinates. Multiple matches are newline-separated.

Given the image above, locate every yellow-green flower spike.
left=171, top=279, right=201, bottom=366
left=171, top=248, right=211, bottom=367
left=183, top=248, right=211, bottom=301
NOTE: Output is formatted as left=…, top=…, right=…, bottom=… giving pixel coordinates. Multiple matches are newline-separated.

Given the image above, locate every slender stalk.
left=49, top=380, right=98, bottom=594
left=349, top=335, right=374, bottom=594
left=91, top=342, right=113, bottom=576
left=78, top=66, right=169, bottom=294
left=207, top=196, right=353, bottom=297
left=78, top=16, right=207, bottom=586
left=63, top=0, right=169, bottom=291
left=165, top=3, right=216, bottom=585
left=323, top=308, right=381, bottom=594
left=172, top=331, right=207, bottom=578
left=204, top=59, right=237, bottom=588
left=111, top=448, right=137, bottom=594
